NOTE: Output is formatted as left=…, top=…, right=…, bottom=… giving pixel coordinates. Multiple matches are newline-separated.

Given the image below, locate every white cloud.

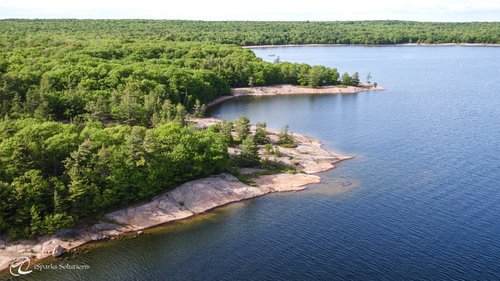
left=0, top=0, right=499, bottom=21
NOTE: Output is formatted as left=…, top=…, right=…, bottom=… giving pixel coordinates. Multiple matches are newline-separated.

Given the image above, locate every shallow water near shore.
left=7, top=46, right=500, bottom=280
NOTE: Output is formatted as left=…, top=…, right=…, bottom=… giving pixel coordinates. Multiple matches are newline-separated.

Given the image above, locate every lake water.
left=10, top=46, right=500, bottom=280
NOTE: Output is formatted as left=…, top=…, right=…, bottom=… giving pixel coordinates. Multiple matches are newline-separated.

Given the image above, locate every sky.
left=0, top=0, right=499, bottom=21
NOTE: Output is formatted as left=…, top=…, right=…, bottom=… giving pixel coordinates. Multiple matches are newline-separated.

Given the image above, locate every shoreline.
left=0, top=118, right=351, bottom=273
left=244, top=43, right=500, bottom=48
left=207, top=84, right=383, bottom=108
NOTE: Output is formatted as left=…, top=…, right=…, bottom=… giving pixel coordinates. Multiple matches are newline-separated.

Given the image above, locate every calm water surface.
left=9, top=46, right=500, bottom=280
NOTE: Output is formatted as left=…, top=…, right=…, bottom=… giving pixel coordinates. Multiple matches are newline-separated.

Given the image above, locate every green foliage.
left=218, top=121, right=234, bottom=146
left=273, top=147, right=280, bottom=157
left=351, top=72, right=360, bottom=86
left=277, top=125, right=297, bottom=148
left=0, top=28, right=346, bottom=124
left=0, top=118, right=229, bottom=238
left=234, top=116, right=250, bottom=142
left=307, top=66, right=340, bottom=87
left=4, top=19, right=488, bottom=239
left=192, top=99, right=207, bottom=118
left=264, top=143, right=273, bottom=154
left=341, top=72, right=352, bottom=86
left=263, top=143, right=280, bottom=157
left=236, top=135, right=260, bottom=167
left=0, top=20, right=497, bottom=47
left=340, top=72, right=360, bottom=86
left=254, top=122, right=270, bottom=144
left=0, top=20, right=380, bottom=240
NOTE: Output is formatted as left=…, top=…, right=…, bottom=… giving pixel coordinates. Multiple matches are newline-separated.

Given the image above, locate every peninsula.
left=0, top=118, right=350, bottom=271
left=206, top=84, right=383, bottom=107
left=0, top=19, right=387, bottom=273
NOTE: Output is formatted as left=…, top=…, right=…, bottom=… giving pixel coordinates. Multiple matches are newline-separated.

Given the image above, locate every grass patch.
left=232, top=159, right=297, bottom=185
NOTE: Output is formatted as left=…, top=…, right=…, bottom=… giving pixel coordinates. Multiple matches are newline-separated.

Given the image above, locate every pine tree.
left=192, top=99, right=206, bottom=118
left=351, top=72, right=360, bottom=86
left=85, top=94, right=109, bottom=121
left=277, top=125, right=297, bottom=148
left=341, top=72, right=352, bottom=85
left=10, top=93, right=23, bottom=117
left=174, top=103, right=187, bottom=124
left=219, top=121, right=234, bottom=145
left=240, top=135, right=260, bottom=165
left=234, top=116, right=250, bottom=142
left=254, top=122, right=270, bottom=144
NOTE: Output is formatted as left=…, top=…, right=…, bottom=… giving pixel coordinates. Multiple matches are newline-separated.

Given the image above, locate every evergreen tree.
left=85, top=94, right=109, bottom=121
left=174, top=103, right=187, bottom=124
left=192, top=99, right=206, bottom=118
left=341, top=72, right=352, bottom=86
left=115, top=86, right=143, bottom=125
left=10, top=93, right=23, bottom=117
left=351, top=72, right=360, bottom=86
left=277, top=125, right=297, bottom=148
left=240, top=134, right=260, bottom=166
left=219, top=121, right=234, bottom=145
left=65, top=139, right=100, bottom=216
left=234, top=116, right=250, bottom=142
left=254, top=122, right=270, bottom=144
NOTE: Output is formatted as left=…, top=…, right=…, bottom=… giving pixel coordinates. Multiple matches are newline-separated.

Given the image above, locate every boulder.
left=52, top=245, right=65, bottom=257
left=90, top=233, right=109, bottom=241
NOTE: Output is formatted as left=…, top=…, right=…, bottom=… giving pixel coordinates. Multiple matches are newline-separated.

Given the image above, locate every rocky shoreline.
left=0, top=118, right=350, bottom=272
left=207, top=84, right=382, bottom=108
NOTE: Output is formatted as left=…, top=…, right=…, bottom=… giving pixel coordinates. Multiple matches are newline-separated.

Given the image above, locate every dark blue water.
left=13, top=46, right=500, bottom=280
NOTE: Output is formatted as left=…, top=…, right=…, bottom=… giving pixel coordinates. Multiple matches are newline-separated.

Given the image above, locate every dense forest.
left=0, top=40, right=350, bottom=125
left=0, top=117, right=231, bottom=238
left=0, top=20, right=355, bottom=239
left=1, top=20, right=499, bottom=45
left=2, top=19, right=497, bottom=239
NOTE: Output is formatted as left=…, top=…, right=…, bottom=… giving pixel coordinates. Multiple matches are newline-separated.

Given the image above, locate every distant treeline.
left=1, top=20, right=499, bottom=45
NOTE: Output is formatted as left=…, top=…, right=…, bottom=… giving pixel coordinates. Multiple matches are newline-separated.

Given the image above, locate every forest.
left=0, top=20, right=356, bottom=239
left=0, top=40, right=351, bottom=125
left=1, top=20, right=499, bottom=45
left=0, top=117, right=230, bottom=238
left=2, top=19, right=496, bottom=239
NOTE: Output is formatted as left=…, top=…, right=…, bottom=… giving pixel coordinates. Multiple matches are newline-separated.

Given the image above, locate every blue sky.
left=1, top=0, right=499, bottom=21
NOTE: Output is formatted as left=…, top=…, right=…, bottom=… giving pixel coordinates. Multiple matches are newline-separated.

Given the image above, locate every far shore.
left=0, top=118, right=351, bottom=273
left=207, top=84, right=383, bottom=108
left=243, top=43, right=500, bottom=48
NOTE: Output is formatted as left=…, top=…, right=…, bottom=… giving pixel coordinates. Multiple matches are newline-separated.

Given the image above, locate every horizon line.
left=1, top=18, right=499, bottom=23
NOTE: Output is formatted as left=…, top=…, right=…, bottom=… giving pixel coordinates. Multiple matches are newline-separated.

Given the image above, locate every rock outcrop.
left=106, top=173, right=319, bottom=229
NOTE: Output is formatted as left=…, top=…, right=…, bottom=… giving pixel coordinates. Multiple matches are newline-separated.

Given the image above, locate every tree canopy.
left=3, top=19, right=483, bottom=239
left=0, top=118, right=229, bottom=238
left=1, top=20, right=498, bottom=46
left=0, top=35, right=351, bottom=125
